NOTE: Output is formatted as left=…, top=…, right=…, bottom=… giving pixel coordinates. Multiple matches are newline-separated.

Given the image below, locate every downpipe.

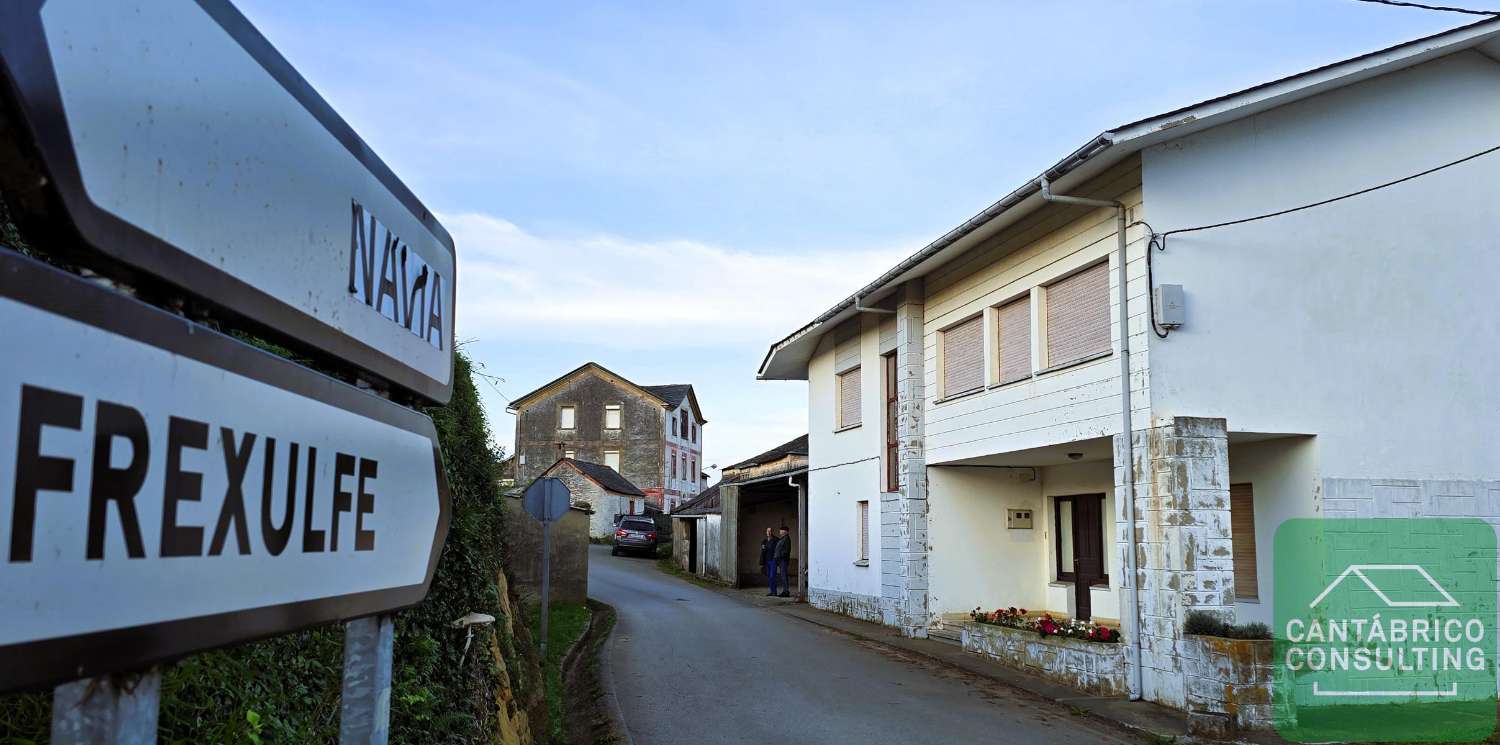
left=1038, top=177, right=1143, bottom=702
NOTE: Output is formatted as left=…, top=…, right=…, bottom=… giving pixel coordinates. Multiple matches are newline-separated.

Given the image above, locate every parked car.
left=612, top=516, right=659, bottom=557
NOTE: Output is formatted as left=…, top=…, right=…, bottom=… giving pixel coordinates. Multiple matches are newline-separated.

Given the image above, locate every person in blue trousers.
left=773, top=526, right=792, bottom=598
left=760, top=527, right=778, bottom=596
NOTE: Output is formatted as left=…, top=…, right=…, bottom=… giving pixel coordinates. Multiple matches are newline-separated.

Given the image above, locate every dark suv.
left=612, top=517, right=659, bottom=557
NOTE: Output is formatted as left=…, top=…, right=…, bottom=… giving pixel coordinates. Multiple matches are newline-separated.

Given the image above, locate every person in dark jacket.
left=773, top=526, right=792, bottom=598
left=760, top=527, right=776, bottom=595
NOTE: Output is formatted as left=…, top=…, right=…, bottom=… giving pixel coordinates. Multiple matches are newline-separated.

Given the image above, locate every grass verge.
left=529, top=603, right=590, bottom=744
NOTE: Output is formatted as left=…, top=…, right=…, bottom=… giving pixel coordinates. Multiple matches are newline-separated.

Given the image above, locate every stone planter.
left=1182, top=634, right=1276, bottom=732
left=960, top=622, right=1125, bottom=696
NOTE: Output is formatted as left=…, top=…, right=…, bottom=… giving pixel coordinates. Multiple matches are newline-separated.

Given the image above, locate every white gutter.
left=1038, top=177, right=1143, bottom=702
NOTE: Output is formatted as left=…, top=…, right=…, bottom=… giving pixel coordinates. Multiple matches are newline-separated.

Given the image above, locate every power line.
left=1350, top=0, right=1499, bottom=15
left=1160, top=143, right=1500, bottom=241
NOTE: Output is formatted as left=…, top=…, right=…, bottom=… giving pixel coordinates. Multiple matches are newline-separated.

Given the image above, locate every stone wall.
left=500, top=496, right=590, bottom=606
left=513, top=369, right=665, bottom=493
left=1116, top=416, right=1232, bottom=707
left=960, top=622, right=1126, bottom=696
left=810, top=587, right=883, bottom=624
left=1182, top=635, right=1275, bottom=733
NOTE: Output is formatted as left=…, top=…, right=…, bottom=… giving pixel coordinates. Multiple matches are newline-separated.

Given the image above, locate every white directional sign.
left=0, top=252, right=451, bottom=693
left=0, top=0, right=457, bottom=403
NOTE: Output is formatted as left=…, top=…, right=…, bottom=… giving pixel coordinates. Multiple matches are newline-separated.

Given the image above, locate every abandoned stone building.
left=508, top=362, right=706, bottom=511
left=538, top=457, right=649, bottom=539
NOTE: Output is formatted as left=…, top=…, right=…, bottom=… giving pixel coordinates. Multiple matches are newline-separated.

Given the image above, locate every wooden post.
left=51, top=669, right=161, bottom=745
left=339, top=615, right=395, bottom=745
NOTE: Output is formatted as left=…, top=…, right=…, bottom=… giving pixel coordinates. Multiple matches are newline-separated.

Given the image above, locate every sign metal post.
left=523, top=478, right=571, bottom=658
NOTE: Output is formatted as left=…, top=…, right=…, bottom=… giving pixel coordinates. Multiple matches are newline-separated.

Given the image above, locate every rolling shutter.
left=1045, top=262, right=1110, bottom=367
left=941, top=315, right=983, bottom=396
left=1230, top=483, right=1259, bottom=600
left=858, top=501, right=870, bottom=561
left=838, top=366, right=862, bottom=427
left=995, top=297, right=1031, bottom=383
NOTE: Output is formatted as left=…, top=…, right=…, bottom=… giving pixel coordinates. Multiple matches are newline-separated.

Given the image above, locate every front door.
left=1056, top=494, right=1106, bottom=620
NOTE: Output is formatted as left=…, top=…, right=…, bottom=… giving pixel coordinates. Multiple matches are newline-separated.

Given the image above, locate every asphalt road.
left=589, top=545, right=1140, bottom=745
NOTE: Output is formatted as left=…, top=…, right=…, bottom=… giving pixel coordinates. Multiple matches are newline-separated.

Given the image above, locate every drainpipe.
left=791, top=474, right=807, bottom=601
left=1038, top=177, right=1143, bottom=702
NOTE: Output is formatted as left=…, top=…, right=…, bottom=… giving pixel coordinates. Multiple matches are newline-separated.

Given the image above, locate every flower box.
left=960, top=621, right=1126, bottom=696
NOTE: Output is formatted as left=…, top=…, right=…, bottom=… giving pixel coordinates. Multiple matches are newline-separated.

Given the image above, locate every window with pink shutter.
left=1045, top=262, right=1111, bottom=368
left=837, top=366, right=862, bottom=428
left=941, top=315, right=983, bottom=397
left=995, top=297, right=1031, bottom=384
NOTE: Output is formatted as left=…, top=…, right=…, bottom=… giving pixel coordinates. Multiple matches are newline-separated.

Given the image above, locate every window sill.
left=1050, top=579, right=1112, bottom=589
left=1035, top=350, right=1111, bottom=377
left=833, top=423, right=863, bottom=433
left=987, top=374, right=1031, bottom=391
left=853, top=559, right=869, bottom=567
left=935, top=387, right=983, bottom=405
left=1237, top=597, right=1261, bottom=604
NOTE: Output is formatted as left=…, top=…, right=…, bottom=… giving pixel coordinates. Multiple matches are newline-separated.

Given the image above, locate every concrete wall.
left=1225, top=436, right=1319, bottom=626
left=513, top=369, right=666, bottom=496
left=920, top=161, right=1151, bottom=466
left=501, top=497, right=589, bottom=607
left=806, top=316, right=886, bottom=605
left=662, top=399, right=705, bottom=509
left=928, top=467, right=1043, bottom=618
left=1142, top=50, right=1500, bottom=484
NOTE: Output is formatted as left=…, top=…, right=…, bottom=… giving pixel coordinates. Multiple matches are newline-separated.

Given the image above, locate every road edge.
left=589, top=600, right=634, bottom=745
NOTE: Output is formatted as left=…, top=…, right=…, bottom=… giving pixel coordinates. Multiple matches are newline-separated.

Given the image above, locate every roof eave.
left=755, top=16, right=1500, bottom=382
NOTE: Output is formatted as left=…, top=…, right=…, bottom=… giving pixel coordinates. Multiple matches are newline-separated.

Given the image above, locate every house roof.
left=672, top=483, right=721, bottom=516
left=725, top=434, right=809, bottom=472
left=543, top=458, right=646, bottom=497
left=506, top=362, right=706, bottom=421
left=758, top=17, right=1500, bottom=381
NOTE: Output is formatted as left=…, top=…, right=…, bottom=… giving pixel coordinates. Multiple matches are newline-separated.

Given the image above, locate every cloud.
left=445, top=211, right=912, bottom=351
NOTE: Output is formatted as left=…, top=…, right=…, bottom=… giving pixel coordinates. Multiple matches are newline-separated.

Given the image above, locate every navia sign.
left=0, top=252, right=452, bottom=693
left=0, top=0, right=457, bottom=403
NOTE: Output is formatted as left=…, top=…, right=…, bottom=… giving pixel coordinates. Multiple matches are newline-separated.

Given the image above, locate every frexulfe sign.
left=0, top=0, right=457, bottom=403
left=0, top=252, right=451, bottom=693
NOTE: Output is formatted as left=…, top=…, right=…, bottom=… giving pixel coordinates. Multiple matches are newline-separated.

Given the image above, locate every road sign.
left=524, top=478, right=572, bottom=524
left=0, top=0, right=457, bottom=403
left=0, top=251, right=452, bottom=693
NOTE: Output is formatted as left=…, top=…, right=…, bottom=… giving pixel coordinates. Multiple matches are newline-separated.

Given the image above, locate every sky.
left=234, top=0, right=1489, bottom=478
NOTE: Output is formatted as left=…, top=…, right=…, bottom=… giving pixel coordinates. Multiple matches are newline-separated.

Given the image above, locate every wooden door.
left=1072, top=495, right=1104, bottom=620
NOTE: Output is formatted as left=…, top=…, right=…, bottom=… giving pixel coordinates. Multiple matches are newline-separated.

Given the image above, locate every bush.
left=1183, top=610, right=1272, bottom=640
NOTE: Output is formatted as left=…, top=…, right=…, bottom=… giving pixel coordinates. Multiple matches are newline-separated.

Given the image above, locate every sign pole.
left=50, top=669, right=161, bottom=745
left=339, top=615, right=395, bottom=745
left=540, top=519, right=552, bottom=660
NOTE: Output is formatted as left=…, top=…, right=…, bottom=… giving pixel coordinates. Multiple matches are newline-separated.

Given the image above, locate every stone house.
left=508, top=362, right=706, bottom=511
left=538, top=457, right=648, bottom=539
left=756, top=19, right=1500, bottom=728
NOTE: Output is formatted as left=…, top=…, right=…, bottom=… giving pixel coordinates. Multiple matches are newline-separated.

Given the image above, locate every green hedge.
left=0, top=351, right=533, bottom=744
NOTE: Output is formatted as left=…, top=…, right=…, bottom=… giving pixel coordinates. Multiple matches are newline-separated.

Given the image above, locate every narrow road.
left=589, top=545, right=1140, bottom=745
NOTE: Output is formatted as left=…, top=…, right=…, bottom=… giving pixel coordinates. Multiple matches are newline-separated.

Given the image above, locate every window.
left=628, top=500, right=636, bottom=515
left=1231, top=483, right=1259, bottom=601
left=559, top=405, right=576, bottom=430
left=883, top=352, right=898, bottom=491
left=995, top=296, right=1031, bottom=384
left=672, top=453, right=678, bottom=479
left=672, top=417, right=678, bottom=436
left=691, top=422, right=697, bottom=443
left=680, top=410, right=688, bottom=439
left=690, top=458, right=696, bottom=482
left=604, top=404, right=622, bottom=430
left=563, top=449, right=576, bottom=459
left=837, top=366, right=862, bottom=428
left=940, top=315, right=983, bottom=397
left=857, top=501, right=870, bottom=563
left=1044, top=262, right=1110, bottom=368
left=603, top=450, right=621, bottom=472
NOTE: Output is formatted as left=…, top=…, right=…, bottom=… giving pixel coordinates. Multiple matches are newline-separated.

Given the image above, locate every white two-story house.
left=757, top=19, right=1500, bottom=725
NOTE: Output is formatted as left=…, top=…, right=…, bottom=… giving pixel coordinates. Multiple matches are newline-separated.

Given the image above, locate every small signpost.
left=523, top=477, right=571, bottom=657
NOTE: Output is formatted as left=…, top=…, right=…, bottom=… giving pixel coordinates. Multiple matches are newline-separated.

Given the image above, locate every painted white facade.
left=663, top=400, right=704, bottom=510
left=766, top=25, right=1500, bottom=722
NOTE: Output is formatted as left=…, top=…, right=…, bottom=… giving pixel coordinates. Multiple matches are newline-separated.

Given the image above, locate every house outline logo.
left=1308, top=563, right=1460, bottom=609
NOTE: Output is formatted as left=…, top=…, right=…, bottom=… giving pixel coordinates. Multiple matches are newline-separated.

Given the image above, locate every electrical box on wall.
left=1007, top=509, right=1033, bottom=530
left=1155, top=284, right=1186, bottom=329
